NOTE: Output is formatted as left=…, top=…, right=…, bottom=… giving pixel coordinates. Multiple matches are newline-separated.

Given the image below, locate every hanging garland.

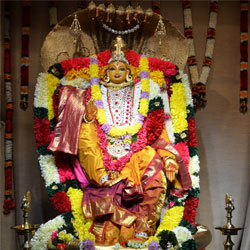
left=32, top=50, right=200, bottom=249
left=152, top=0, right=161, bottom=15
left=3, top=1, right=15, bottom=214
left=48, top=1, right=58, bottom=28
left=20, top=0, right=30, bottom=111
left=183, top=0, right=218, bottom=111
left=240, top=1, right=248, bottom=114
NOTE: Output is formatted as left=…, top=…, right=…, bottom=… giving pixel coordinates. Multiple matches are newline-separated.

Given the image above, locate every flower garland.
left=3, top=0, right=16, bottom=215
left=33, top=50, right=200, bottom=249
left=240, top=1, right=248, bottom=113
left=183, top=0, right=218, bottom=111
left=20, top=0, right=30, bottom=110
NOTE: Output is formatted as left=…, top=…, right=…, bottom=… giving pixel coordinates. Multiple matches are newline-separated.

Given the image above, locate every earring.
left=126, top=73, right=133, bottom=82
left=104, top=74, right=110, bottom=83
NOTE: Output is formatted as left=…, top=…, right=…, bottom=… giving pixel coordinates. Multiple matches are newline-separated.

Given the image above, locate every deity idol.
left=46, top=36, right=192, bottom=247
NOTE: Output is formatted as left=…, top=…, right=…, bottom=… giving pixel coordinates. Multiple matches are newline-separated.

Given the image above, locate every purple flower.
left=101, top=123, right=111, bottom=134
left=90, top=76, right=99, bottom=85
left=141, top=91, right=149, bottom=99
left=82, top=239, right=95, bottom=250
left=140, top=70, right=149, bottom=79
left=94, top=99, right=104, bottom=108
left=90, top=56, right=98, bottom=65
left=138, top=113, right=145, bottom=123
left=148, top=241, right=161, bottom=250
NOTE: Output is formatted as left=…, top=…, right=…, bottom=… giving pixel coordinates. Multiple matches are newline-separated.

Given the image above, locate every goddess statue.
left=45, top=36, right=192, bottom=247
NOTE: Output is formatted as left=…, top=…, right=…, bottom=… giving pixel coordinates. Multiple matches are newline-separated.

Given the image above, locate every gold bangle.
left=83, top=113, right=94, bottom=124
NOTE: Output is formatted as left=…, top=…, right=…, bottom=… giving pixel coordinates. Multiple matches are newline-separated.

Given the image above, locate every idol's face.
left=107, top=61, right=129, bottom=84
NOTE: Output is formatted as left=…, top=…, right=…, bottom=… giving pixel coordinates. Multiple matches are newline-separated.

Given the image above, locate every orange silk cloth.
left=78, top=122, right=174, bottom=187
left=78, top=122, right=171, bottom=235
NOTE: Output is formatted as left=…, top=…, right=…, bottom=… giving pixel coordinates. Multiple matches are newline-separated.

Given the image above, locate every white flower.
left=39, top=155, right=60, bottom=187
left=149, top=79, right=161, bottom=99
left=172, top=226, right=193, bottom=247
left=161, top=90, right=175, bottom=144
left=180, top=71, right=193, bottom=107
left=31, top=215, right=65, bottom=250
left=60, top=77, right=90, bottom=89
left=189, top=155, right=200, bottom=175
left=191, top=175, right=200, bottom=189
left=34, top=73, right=48, bottom=108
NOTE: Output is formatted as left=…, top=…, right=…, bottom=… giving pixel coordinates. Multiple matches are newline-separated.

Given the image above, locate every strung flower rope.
left=240, top=1, right=248, bottom=114
left=183, top=0, right=218, bottom=111
left=20, top=0, right=30, bottom=110
left=152, top=0, right=161, bottom=15
left=48, top=1, right=58, bottom=28
left=3, top=0, right=16, bottom=214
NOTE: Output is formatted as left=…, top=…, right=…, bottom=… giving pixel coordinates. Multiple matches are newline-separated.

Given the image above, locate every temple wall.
left=0, top=1, right=249, bottom=250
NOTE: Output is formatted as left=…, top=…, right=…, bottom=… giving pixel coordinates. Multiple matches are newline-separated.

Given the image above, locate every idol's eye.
left=109, top=67, right=116, bottom=71
left=119, top=68, right=125, bottom=71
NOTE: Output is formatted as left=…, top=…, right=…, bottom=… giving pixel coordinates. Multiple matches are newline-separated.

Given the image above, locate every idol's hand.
left=164, top=157, right=179, bottom=182
left=85, top=99, right=97, bottom=122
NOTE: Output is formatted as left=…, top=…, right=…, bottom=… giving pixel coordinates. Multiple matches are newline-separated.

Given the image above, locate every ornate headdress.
left=108, top=36, right=129, bottom=64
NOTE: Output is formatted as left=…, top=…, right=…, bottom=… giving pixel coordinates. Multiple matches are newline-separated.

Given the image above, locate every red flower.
left=126, top=50, right=140, bottom=67
left=97, top=50, right=111, bottom=66
left=57, top=243, right=67, bottom=250
left=187, top=117, right=198, bottom=147
left=183, top=197, right=199, bottom=225
left=34, top=117, right=51, bottom=147
left=61, top=57, right=90, bottom=74
left=174, top=141, right=189, bottom=168
left=146, top=109, right=165, bottom=145
left=55, top=152, right=75, bottom=182
left=148, top=57, right=178, bottom=77
left=49, top=191, right=71, bottom=214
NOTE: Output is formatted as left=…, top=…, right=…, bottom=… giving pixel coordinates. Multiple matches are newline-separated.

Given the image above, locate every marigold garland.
left=240, top=1, right=248, bottom=113
left=183, top=0, right=218, bottom=111
left=20, top=0, right=30, bottom=110
left=33, top=50, right=200, bottom=249
left=3, top=1, right=15, bottom=214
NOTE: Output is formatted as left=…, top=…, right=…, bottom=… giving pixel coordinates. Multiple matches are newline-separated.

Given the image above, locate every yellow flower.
left=66, top=68, right=90, bottom=81
left=129, top=65, right=140, bottom=79
left=89, top=63, right=99, bottom=78
left=96, top=108, right=107, bottom=124
left=58, top=231, right=72, bottom=242
left=47, top=74, right=60, bottom=121
left=138, top=98, right=149, bottom=115
left=170, top=83, right=188, bottom=133
left=147, top=235, right=159, bottom=244
left=91, top=84, right=102, bottom=100
left=67, top=187, right=95, bottom=242
left=109, top=126, right=127, bottom=138
left=127, top=123, right=142, bottom=136
left=139, top=57, right=149, bottom=71
left=141, top=78, right=150, bottom=92
left=150, top=71, right=165, bottom=88
left=156, top=206, right=184, bottom=234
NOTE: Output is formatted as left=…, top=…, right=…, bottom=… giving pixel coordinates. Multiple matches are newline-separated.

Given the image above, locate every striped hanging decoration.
left=48, top=1, right=58, bottom=28
left=3, top=1, right=15, bottom=215
left=240, top=1, right=248, bottom=114
left=152, top=0, right=161, bottom=14
left=183, top=0, right=218, bottom=111
left=20, top=0, right=30, bottom=111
